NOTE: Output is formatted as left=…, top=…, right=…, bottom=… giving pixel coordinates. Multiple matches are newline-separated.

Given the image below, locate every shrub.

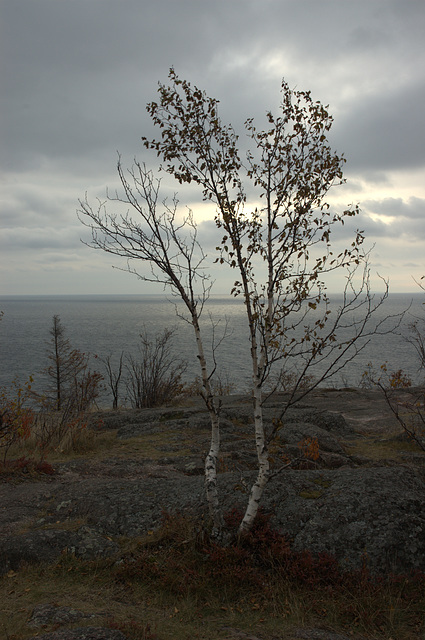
left=125, top=328, right=187, bottom=408
left=0, top=378, right=34, bottom=462
left=185, top=372, right=236, bottom=397
left=363, top=363, right=425, bottom=451
left=0, top=455, right=55, bottom=477
left=107, top=618, right=158, bottom=640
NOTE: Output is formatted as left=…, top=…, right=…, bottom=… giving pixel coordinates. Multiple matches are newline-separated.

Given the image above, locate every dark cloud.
left=1, top=0, right=424, bottom=294
left=332, top=80, right=425, bottom=175
left=1, top=0, right=223, bottom=171
left=1, top=226, right=82, bottom=252
left=363, top=197, right=425, bottom=219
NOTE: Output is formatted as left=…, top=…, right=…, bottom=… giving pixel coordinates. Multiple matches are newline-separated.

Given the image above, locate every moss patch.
left=299, top=489, right=323, bottom=499
left=313, top=475, right=332, bottom=488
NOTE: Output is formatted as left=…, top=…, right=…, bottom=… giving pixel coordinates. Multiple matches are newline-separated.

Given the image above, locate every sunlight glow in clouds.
left=1, top=0, right=424, bottom=295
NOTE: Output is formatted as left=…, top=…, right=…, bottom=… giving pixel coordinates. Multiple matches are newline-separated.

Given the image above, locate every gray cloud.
left=1, top=0, right=424, bottom=294
left=1, top=226, right=81, bottom=252
left=362, top=197, right=425, bottom=219
left=332, top=80, right=425, bottom=175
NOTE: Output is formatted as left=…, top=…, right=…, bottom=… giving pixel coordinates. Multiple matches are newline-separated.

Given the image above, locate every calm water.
left=0, top=293, right=423, bottom=404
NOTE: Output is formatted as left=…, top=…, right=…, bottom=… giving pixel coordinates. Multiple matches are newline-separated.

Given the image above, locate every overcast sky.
left=1, top=0, right=424, bottom=295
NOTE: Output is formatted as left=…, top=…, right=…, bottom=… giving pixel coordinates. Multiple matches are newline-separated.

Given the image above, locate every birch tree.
left=78, top=162, right=223, bottom=530
left=142, top=70, right=394, bottom=533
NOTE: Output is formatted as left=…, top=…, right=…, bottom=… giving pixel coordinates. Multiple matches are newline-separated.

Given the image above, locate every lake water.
left=0, top=293, right=423, bottom=405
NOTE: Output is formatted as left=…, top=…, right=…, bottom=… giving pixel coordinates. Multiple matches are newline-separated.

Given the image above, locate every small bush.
left=363, top=363, right=425, bottom=450
left=113, top=509, right=425, bottom=640
left=125, top=328, right=187, bottom=408
left=184, top=372, right=236, bottom=397
left=32, top=407, right=104, bottom=457
left=0, top=378, right=34, bottom=462
left=115, top=508, right=345, bottom=599
left=107, top=618, right=159, bottom=640
left=0, top=455, right=55, bottom=477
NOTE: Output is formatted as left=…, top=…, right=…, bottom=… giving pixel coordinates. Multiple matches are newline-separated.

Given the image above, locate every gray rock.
left=3, top=465, right=425, bottom=575
left=115, top=409, right=225, bottom=439
left=29, top=603, right=95, bottom=627
left=184, top=460, right=204, bottom=474
left=68, top=526, right=119, bottom=560
left=0, top=529, right=75, bottom=574
left=28, top=628, right=127, bottom=640
left=221, top=404, right=353, bottom=437
left=282, top=408, right=353, bottom=436
left=264, top=467, right=425, bottom=574
left=94, top=406, right=199, bottom=431
left=290, top=628, right=367, bottom=640
left=190, top=414, right=237, bottom=435
left=313, top=451, right=353, bottom=469
left=2, top=393, right=425, bottom=578
left=116, top=420, right=163, bottom=439
left=281, top=422, right=345, bottom=453
left=221, top=406, right=253, bottom=423
left=0, top=525, right=119, bottom=575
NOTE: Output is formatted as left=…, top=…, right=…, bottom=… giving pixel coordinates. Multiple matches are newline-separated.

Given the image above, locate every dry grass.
left=1, top=512, right=424, bottom=640
left=343, top=434, right=421, bottom=462
left=2, top=402, right=425, bottom=639
left=3, top=421, right=199, bottom=468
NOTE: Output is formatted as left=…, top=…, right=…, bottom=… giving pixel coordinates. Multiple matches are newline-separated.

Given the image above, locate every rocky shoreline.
left=1, top=388, right=425, bottom=640
left=1, top=388, right=425, bottom=576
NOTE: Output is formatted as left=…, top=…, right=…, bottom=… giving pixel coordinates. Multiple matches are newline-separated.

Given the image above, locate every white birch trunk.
left=238, top=296, right=271, bottom=533
left=204, top=410, right=222, bottom=531
left=192, top=314, right=222, bottom=530
left=238, top=372, right=270, bottom=533
left=238, top=191, right=274, bottom=534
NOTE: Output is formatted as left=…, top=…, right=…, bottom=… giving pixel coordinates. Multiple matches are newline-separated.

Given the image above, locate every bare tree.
left=142, top=69, right=398, bottom=533
left=125, top=328, right=186, bottom=408
left=45, top=315, right=87, bottom=411
left=404, top=276, right=425, bottom=370
left=23, top=316, right=104, bottom=458
left=78, top=163, right=224, bottom=529
left=364, top=277, right=425, bottom=451
left=101, top=352, right=124, bottom=409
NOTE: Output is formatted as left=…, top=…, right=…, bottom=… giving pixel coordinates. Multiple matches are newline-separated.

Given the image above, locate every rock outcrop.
left=1, top=390, right=424, bottom=578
